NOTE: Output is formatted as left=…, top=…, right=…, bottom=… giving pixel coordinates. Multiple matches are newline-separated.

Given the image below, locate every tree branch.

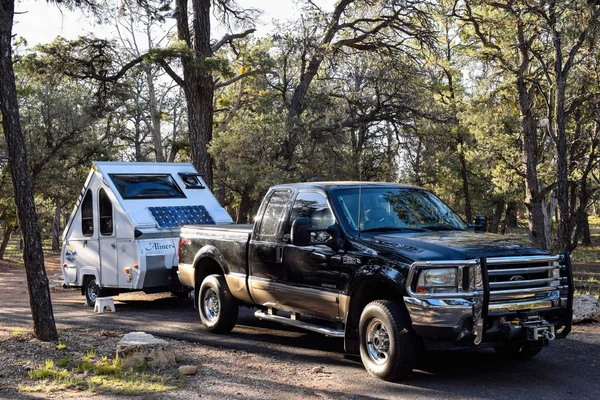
left=157, top=59, right=184, bottom=86
left=212, top=28, right=256, bottom=53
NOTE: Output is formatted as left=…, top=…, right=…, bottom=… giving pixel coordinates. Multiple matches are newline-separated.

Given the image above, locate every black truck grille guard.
left=405, top=253, right=574, bottom=345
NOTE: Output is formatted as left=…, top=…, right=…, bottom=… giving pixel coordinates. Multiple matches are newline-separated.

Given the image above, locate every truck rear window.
left=109, top=174, right=186, bottom=200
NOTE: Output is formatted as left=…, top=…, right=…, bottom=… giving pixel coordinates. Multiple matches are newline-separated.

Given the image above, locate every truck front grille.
left=486, top=256, right=562, bottom=301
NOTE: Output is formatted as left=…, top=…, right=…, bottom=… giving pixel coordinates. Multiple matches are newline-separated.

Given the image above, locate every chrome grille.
left=486, top=255, right=562, bottom=301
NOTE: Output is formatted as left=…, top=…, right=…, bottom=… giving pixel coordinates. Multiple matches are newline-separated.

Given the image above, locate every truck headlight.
left=416, top=268, right=458, bottom=293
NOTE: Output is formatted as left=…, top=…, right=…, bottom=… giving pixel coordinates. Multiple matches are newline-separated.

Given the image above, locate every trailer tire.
left=84, top=276, right=101, bottom=307
left=494, top=343, right=543, bottom=359
left=359, top=300, right=416, bottom=381
left=198, top=274, right=238, bottom=333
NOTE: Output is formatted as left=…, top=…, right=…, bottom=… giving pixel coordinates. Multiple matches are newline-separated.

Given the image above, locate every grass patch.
left=56, top=340, right=67, bottom=351
left=10, top=328, right=26, bottom=337
left=21, top=353, right=178, bottom=394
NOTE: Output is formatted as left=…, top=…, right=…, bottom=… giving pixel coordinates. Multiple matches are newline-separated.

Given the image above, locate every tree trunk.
left=518, top=77, right=549, bottom=249
left=0, top=0, right=58, bottom=341
left=176, top=0, right=214, bottom=188
left=0, top=224, right=13, bottom=260
left=504, top=201, right=518, bottom=229
left=145, top=66, right=165, bottom=162
left=458, top=150, right=472, bottom=224
left=489, top=199, right=505, bottom=234
left=51, top=199, right=61, bottom=252
left=236, top=191, right=252, bottom=224
left=581, top=212, right=592, bottom=246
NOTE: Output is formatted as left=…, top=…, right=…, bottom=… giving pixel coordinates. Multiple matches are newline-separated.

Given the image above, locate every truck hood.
left=361, top=230, right=549, bottom=262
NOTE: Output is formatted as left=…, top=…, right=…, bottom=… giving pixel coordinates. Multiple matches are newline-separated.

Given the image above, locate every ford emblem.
left=509, top=275, right=525, bottom=281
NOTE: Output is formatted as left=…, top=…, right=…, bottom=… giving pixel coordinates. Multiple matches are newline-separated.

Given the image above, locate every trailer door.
left=98, top=187, right=118, bottom=287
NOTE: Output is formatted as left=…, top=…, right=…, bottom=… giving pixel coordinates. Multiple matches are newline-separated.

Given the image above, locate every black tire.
left=494, top=343, right=543, bottom=360
left=198, top=274, right=238, bottom=333
left=84, top=276, right=101, bottom=307
left=359, top=300, right=416, bottom=381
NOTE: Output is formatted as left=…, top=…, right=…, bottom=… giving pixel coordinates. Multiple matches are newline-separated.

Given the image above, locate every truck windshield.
left=331, top=187, right=467, bottom=234
left=109, top=174, right=186, bottom=200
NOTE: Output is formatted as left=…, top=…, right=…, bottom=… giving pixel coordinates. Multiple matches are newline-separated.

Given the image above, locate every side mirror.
left=291, top=217, right=342, bottom=251
left=473, top=216, right=487, bottom=232
left=291, top=218, right=312, bottom=246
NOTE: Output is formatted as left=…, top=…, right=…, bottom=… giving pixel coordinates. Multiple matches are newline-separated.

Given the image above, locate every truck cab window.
left=289, top=192, right=334, bottom=242
left=258, top=190, right=291, bottom=238
left=99, top=188, right=113, bottom=236
left=81, top=190, right=94, bottom=237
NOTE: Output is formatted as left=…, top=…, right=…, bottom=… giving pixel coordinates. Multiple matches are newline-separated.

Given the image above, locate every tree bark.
left=581, top=212, right=592, bottom=246
left=0, top=0, right=58, bottom=341
left=51, top=199, right=61, bottom=252
left=145, top=66, right=166, bottom=162
left=236, top=190, right=251, bottom=224
left=489, top=198, right=505, bottom=234
left=0, top=224, right=13, bottom=260
left=175, top=0, right=214, bottom=188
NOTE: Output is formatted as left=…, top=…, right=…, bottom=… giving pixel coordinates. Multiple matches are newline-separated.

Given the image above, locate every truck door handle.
left=276, top=246, right=284, bottom=263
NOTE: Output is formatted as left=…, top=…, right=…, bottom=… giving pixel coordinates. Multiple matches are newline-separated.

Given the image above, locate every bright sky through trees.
left=14, top=0, right=334, bottom=45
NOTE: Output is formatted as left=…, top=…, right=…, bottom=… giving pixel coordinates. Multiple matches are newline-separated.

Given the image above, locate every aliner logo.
left=145, top=242, right=174, bottom=251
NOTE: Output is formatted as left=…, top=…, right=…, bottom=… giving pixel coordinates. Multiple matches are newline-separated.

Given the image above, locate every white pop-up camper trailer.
left=61, top=162, right=233, bottom=306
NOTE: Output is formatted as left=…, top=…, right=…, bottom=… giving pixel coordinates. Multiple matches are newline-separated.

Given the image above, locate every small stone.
left=178, top=365, right=198, bottom=376
left=311, top=366, right=323, bottom=374
left=117, top=332, right=174, bottom=368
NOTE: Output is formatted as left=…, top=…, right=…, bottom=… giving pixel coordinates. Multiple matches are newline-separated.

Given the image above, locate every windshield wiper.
left=361, top=226, right=425, bottom=233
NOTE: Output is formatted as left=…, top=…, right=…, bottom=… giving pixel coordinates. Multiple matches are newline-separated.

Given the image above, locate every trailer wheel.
left=494, top=343, right=543, bottom=359
left=84, top=276, right=100, bottom=307
left=359, top=300, right=416, bottom=381
left=198, top=274, right=238, bottom=333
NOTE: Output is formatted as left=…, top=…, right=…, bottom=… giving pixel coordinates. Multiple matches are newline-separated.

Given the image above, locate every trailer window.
left=81, top=190, right=93, bottom=237
left=99, top=188, right=113, bottom=236
left=109, top=174, right=186, bottom=200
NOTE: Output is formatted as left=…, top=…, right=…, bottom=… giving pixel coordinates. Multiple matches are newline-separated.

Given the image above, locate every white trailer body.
left=61, top=162, right=233, bottom=305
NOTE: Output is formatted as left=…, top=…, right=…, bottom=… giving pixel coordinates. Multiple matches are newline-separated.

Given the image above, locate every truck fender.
left=342, top=264, right=409, bottom=354
left=191, top=246, right=228, bottom=308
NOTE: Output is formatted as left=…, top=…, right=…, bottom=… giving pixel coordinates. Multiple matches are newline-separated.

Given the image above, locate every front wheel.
left=494, top=343, right=543, bottom=359
left=84, top=276, right=100, bottom=307
left=198, top=274, right=238, bottom=333
left=359, top=300, right=416, bottom=381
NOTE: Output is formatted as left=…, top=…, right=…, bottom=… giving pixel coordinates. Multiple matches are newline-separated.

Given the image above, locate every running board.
left=254, top=310, right=344, bottom=338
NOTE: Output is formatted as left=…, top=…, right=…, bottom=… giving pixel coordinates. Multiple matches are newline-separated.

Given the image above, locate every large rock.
left=117, top=332, right=175, bottom=368
left=572, top=294, right=600, bottom=323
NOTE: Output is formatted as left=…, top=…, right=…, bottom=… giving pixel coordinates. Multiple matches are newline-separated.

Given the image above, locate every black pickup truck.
left=178, top=182, right=573, bottom=381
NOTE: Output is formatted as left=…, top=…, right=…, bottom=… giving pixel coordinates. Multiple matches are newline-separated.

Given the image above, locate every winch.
left=501, top=317, right=556, bottom=345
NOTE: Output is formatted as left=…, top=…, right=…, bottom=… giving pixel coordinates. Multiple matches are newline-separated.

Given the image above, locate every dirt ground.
left=1, top=255, right=599, bottom=399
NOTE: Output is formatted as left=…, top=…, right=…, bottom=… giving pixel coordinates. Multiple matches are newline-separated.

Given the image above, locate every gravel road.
left=1, top=263, right=599, bottom=399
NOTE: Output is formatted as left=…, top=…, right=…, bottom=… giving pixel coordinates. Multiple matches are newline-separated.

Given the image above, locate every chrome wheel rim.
left=88, top=279, right=99, bottom=302
left=366, top=318, right=390, bottom=365
left=203, top=288, right=219, bottom=322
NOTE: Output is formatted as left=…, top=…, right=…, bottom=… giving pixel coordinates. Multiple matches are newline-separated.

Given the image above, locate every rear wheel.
left=359, top=300, right=416, bottom=381
left=494, top=343, right=543, bottom=359
left=198, top=274, right=238, bottom=333
left=84, top=276, right=100, bottom=307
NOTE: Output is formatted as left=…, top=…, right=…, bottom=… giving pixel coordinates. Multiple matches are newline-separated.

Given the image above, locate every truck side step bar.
left=254, top=310, right=344, bottom=338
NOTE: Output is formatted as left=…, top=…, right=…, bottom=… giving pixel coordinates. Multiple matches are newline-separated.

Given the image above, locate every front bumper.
left=403, top=254, right=574, bottom=345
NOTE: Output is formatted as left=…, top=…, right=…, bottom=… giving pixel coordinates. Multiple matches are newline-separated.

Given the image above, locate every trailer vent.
left=143, top=255, right=170, bottom=287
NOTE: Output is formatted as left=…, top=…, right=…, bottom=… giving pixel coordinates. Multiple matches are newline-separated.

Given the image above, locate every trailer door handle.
left=111, top=243, right=116, bottom=249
